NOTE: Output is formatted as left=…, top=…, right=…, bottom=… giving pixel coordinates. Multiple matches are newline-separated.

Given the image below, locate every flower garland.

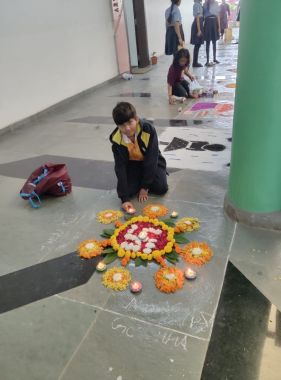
left=154, top=267, right=184, bottom=293
left=78, top=240, right=103, bottom=259
left=97, top=209, right=123, bottom=224
left=174, top=217, right=200, bottom=233
left=110, top=216, right=175, bottom=263
left=102, top=267, right=131, bottom=291
left=143, top=204, right=169, bottom=219
left=180, top=242, right=213, bottom=266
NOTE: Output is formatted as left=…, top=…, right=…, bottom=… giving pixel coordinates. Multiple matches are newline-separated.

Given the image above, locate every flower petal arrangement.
left=174, top=217, right=200, bottom=233
left=77, top=204, right=214, bottom=292
left=102, top=267, right=131, bottom=291
left=143, top=204, right=169, bottom=219
left=97, top=209, right=123, bottom=224
left=78, top=240, right=104, bottom=259
left=110, top=216, right=175, bottom=263
left=180, top=242, right=213, bottom=266
left=154, top=267, right=184, bottom=293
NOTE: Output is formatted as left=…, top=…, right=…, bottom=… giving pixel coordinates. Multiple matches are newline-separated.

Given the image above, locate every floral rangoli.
left=77, top=205, right=214, bottom=293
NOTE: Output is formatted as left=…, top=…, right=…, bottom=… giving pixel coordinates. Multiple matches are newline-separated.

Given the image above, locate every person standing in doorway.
left=219, top=0, right=230, bottom=39
left=165, top=0, right=185, bottom=56
left=203, top=0, right=221, bottom=66
left=190, top=0, right=204, bottom=67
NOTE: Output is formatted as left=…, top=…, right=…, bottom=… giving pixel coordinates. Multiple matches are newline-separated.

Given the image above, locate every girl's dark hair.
left=167, top=0, right=180, bottom=23
left=173, top=48, right=190, bottom=66
left=112, top=102, right=137, bottom=125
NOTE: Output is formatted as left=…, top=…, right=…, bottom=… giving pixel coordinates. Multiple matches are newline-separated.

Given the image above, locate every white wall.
left=145, top=0, right=194, bottom=56
left=0, top=0, right=118, bottom=130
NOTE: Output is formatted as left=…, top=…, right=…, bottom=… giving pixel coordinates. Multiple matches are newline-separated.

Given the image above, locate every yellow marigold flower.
left=102, top=267, right=131, bottom=291
left=97, top=209, right=123, bottom=225
left=175, top=217, right=200, bottom=233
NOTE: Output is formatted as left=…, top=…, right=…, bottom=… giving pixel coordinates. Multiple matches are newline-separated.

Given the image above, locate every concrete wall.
left=0, top=0, right=118, bottom=130
left=145, top=0, right=194, bottom=56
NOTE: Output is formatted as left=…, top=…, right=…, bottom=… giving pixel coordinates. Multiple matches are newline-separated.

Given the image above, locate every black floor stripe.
left=201, top=262, right=281, bottom=380
left=111, top=92, right=151, bottom=97
left=0, top=155, right=181, bottom=190
left=0, top=253, right=100, bottom=314
left=66, top=116, right=212, bottom=127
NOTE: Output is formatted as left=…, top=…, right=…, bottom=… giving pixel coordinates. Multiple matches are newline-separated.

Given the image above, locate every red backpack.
left=20, top=163, right=72, bottom=208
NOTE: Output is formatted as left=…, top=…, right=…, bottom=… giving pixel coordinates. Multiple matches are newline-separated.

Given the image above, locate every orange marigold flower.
left=143, top=204, right=169, bottom=219
left=180, top=241, right=213, bottom=266
left=77, top=240, right=103, bottom=259
left=121, top=257, right=130, bottom=267
left=174, top=243, right=182, bottom=254
left=155, top=256, right=167, bottom=267
left=100, top=239, right=111, bottom=248
left=115, top=220, right=123, bottom=228
left=154, top=267, right=184, bottom=293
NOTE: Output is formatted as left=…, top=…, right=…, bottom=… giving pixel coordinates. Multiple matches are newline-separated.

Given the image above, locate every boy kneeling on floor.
left=110, top=102, right=168, bottom=213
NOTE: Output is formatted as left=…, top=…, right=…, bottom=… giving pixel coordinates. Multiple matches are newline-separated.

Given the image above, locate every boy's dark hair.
left=173, top=48, right=190, bottom=66
left=112, top=102, right=137, bottom=125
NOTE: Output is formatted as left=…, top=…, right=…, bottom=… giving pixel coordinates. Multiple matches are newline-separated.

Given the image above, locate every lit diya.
left=130, top=281, right=143, bottom=293
left=127, top=206, right=136, bottom=215
left=184, top=268, right=197, bottom=280
left=96, top=261, right=107, bottom=272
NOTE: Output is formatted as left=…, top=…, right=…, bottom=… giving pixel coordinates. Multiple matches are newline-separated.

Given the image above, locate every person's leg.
left=181, top=80, right=190, bottom=97
left=205, top=41, right=211, bottom=66
left=213, top=40, right=219, bottom=63
left=172, top=82, right=189, bottom=98
left=127, top=162, right=142, bottom=198
left=149, top=167, right=168, bottom=196
left=193, top=45, right=202, bottom=67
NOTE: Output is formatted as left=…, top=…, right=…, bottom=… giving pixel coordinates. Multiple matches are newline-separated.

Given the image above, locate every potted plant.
left=151, top=52, right=158, bottom=65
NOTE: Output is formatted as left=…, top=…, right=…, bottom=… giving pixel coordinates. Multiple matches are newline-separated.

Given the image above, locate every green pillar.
left=227, top=0, right=281, bottom=213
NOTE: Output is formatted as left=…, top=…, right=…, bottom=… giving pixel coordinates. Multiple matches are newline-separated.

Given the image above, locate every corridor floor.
left=0, top=39, right=280, bottom=380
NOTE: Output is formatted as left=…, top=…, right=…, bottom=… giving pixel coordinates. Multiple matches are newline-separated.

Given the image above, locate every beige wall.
left=0, top=0, right=118, bottom=130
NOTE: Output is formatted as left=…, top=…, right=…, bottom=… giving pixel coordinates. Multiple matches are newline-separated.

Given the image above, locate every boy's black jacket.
left=109, top=119, right=167, bottom=202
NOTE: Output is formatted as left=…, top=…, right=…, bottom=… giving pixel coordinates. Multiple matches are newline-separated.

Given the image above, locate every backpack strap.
left=20, top=191, right=41, bottom=208
left=33, top=168, right=49, bottom=185
left=57, top=181, right=66, bottom=193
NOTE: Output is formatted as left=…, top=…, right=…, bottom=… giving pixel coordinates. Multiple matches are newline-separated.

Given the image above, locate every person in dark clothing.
left=203, top=0, right=221, bottom=66
left=110, top=102, right=168, bottom=213
left=190, top=0, right=204, bottom=67
left=165, top=0, right=185, bottom=56
left=167, top=48, right=196, bottom=104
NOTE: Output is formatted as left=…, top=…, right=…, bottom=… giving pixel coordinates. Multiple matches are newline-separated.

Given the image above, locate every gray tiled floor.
left=0, top=34, right=281, bottom=380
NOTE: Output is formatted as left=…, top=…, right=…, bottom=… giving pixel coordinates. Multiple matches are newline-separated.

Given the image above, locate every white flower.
left=85, top=243, right=95, bottom=249
left=132, top=245, right=141, bottom=252
left=143, top=248, right=152, bottom=254
left=146, top=242, right=155, bottom=249
left=191, top=248, right=203, bottom=256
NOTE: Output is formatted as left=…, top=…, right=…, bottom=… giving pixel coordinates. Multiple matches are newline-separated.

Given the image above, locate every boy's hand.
left=122, top=202, right=136, bottom=214
left=138, top=188, right=149, bottom=203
